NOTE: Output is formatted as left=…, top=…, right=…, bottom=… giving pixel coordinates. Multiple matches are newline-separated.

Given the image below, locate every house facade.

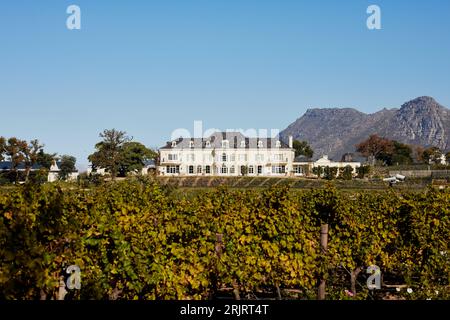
left=293, top=155, right=361, bottom=177
left=0, top=160, right=78, bottom=182
left=158, top=132, right=295, bottom=177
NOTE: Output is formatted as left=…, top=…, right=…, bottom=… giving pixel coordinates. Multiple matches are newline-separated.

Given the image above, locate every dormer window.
left=189, top=141, right=194, bottom=148
left=171, top=141, right=177, bottom=148
left=222, top=140, right=229, bottom=148
left=276, top=141, right=281, bottom=148
left=240, top=141, right=246, bottom=148
left=258, top=141, right=263, bottom=148
left=206, top=141, right=211, bottom=148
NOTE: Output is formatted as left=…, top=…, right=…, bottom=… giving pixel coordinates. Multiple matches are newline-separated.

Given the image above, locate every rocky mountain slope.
left=280, top=96, right=450, bottom=160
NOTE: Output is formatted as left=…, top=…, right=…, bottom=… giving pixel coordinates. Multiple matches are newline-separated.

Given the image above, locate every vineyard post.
left=318, top=223, right=329, bottom=300
left=212, top=233, right=223, bottom=299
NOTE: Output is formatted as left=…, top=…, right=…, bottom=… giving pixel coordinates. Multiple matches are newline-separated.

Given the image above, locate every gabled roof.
left=160, top=131, right=291, bottom=150
left=0, top=161, right=43, bottom=171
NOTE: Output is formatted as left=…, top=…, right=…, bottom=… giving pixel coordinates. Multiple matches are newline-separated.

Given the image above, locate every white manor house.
left=158, top=132, right=361, bottom=177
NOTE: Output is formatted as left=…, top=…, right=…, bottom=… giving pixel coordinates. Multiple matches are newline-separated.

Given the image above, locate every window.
left=276, top=141, right=281, bottom=148
left=171, top=141, right=177, bottom=147
left=272, top=166, right=286, bottom=174
left=188, top=166, right=194, bottom=174
left=230, top=154, right=236, bottom=162
left=258, top=141, right=263, bottom=148
left=239, top=154, right=247, bottom=161
left=230, top=165, right=235, bottom=174
left=222, top=140, right=229, bottom=148
left=255, top=154, right=264, bottom=161
left=248, top=166, right=254, bottom=174
left=257, top=166, right=262, bottom=174
left=168, top=154, right=178, bottom=161
left=189, top=141, right=194, bottom=148
left=205, top=165, right=211, bottom=174
left=221, top=165, right=228, bottom=174
left=166, top=165, right=180, bottom=174
left=206, top=141, right=211, bottom=148
left=294, top=166, right=303, bottom=174
left=197, top=166, right=202, bottom=174
left=222, top=153, right=228, bottom=162
left=240, top=141, right=246, bottom=148
left=187, top=154, right=195, bottom=162
left=273, top=154, right=283, bottom=161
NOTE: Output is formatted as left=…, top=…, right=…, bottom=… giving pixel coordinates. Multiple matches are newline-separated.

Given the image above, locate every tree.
left=88, top=129, right=130, bottom=180
left=356, top=165, right=371, bottom=179
left=0, top=136, right=5, bottom=161
left=293, top=140, right=314, bottom=159
left=446, top=151, right=450, bottom=164
left=59, top=155, right=77, bottom=181
left=4, top=138, right=28, bottom=183
left=23, top=139, right=44, bottom=183
left=36, top=149, right=57, bottom=169
left=422, top=147, right=442, bottom=165
left=339, top=165, right=354, bottom=180
left=379, top=141, right=413, bottom=166
left=356, top=135, right=394, bottom=165
left=312, top=166, right=324, bottom=178
left=323, top=166, right=338, bottom=180
left=118, top=142, right=157, bottom=176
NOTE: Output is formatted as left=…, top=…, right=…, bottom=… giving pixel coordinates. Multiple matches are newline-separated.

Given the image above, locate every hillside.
left=280, top=96, right=450, bottom=160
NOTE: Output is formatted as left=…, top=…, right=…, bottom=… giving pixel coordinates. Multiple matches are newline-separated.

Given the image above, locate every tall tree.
left=356, top=134, right=394, bottom=165
left=59, top=155, right=77, bottom=181
left=0, top=136, right=5, bottom=161
left=379, top=141, right=413, bottom=166
left=88, top=129, right=130, bottom=180
left=36, top=149, right=57, bottom=169
left=118, top=142, right=157, bottom=176
left=422, top=147, right=443, bottom=164
left=23, top=139, right=44, bottom=182
left=293, top=140, right=314, bottom=159
left=4, top=138, right=28, bottom=183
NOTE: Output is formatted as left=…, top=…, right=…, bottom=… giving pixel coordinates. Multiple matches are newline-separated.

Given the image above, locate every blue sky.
left=1, top=0, right=450, bottom=169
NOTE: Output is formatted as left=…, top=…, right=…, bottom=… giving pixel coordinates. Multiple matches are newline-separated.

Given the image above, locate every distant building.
left=48, top=161, right=79, bottom=182
left=158, top=132, right=295, bottom=177
left=293, top=155, right=361, bottom=177
left=341, top=153, right=355, bottom=162
left=0, top=160, right=78, bottom=182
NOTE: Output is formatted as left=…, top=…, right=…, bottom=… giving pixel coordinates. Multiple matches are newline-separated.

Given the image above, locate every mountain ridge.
left=280, top=96, right=450, bottom=160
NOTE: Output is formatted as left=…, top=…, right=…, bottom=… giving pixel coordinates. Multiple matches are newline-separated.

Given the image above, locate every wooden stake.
left=318, top=224, right=328, bottom=300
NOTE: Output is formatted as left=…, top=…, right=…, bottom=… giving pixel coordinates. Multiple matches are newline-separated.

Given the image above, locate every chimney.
left=288, top=136, right=293, bottom=149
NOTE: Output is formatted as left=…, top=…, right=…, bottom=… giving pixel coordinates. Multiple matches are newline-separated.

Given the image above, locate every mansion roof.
left=160, top=132, right=290, bottom=150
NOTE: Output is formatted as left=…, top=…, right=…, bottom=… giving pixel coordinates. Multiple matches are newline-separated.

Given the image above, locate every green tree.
left=88, top=129, right=130, bottom=180
left=422, top=147, right=443, bottom=164
left=118, top=142, right=157, bottom=176
left=323, top=166, right=338, bottom=180
left=59, top=155, right=77, bottom=181
left=23, top=140, right=44, bottom=183
left=380, top=141, right=413, bottom=166
left=356, top=165, right=371, bottom=179
left=4, top=137, right=28, bottom=183
left=339, top=165, right=354, bottom=180
left=293, top=140, right=314, bottom=159
left=0, top=136, right=5, bottom=161
left=36, top=150, right=57, bottom=169
left=312, top=166, right=324, bottom=177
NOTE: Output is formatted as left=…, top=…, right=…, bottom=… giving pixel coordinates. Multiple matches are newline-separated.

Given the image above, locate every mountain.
left=280, top=96, right=450, bottom=160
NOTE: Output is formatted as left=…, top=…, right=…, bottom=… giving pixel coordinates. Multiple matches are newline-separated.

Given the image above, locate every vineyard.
left=0, top=178, right=448, bottom=300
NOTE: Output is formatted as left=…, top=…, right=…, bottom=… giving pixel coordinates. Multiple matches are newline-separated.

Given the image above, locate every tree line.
left=0, top=136, right=76, bottom=184
left=87, top=129, right=157, bottom=180
left=356, top=134, right=450, bottom=166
